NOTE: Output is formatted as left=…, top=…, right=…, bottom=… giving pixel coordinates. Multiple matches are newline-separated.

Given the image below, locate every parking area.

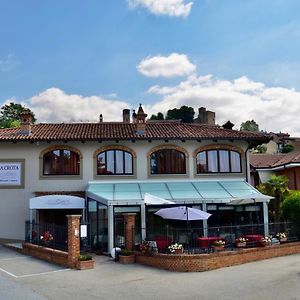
left=1, top=244, right=300, bottom=300
left=0, top=245, right=70, bottom=278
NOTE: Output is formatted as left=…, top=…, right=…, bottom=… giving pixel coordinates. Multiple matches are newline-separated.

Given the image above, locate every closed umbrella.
left=155, top=206, right=211, bottom=221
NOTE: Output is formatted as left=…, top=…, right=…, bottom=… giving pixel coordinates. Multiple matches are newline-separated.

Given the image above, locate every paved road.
left=0, top=245, right=299, bottom=300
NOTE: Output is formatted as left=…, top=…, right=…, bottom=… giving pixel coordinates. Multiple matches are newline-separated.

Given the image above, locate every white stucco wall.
left=0, top=139, right=249, bottom=239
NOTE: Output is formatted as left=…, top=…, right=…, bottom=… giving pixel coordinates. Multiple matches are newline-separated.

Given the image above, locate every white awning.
left=30, top=195, right=85, bottom=209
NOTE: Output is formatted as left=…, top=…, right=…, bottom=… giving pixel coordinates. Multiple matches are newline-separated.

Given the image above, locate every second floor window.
left=97, top=150, right=133, bottom=175
left=196, top=149, right=241, bottom=173
left=43, top=149, right=80, bottom=175
left=150, top=149, right=186, bottom=174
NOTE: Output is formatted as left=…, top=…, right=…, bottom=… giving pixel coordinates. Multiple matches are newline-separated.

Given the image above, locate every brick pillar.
left=124, top=213, right=136, bottom=251
left=67, top=215, right=81, bottom=269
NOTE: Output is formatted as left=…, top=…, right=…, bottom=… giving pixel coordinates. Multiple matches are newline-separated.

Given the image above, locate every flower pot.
left=236, top=242, right=246, bottom=248
left=174, top=248, right=183, bottom=254
left=119, top=254, right=135, bottom=264
left=213, top=246, right=225, bottom=252
left=279, top=237, right=287, bottom=243
left=77, top=259, right=95, bottom=270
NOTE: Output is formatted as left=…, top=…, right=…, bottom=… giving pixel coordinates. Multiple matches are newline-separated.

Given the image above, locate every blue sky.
left=1, top=0, right=300, bottom=134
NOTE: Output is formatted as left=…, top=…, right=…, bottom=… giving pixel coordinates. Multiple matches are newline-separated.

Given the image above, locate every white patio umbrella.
left=154, top=206, right=211, bottom=221
left=226, top=193, right=273, bottom=206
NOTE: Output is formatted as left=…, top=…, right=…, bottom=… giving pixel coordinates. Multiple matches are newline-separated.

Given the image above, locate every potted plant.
left=139, top=240, right=152, bottom=255
left=235, top=237, right=247, bottom=248
left=168, top=243, right=183, bottom=254
left=212, top=240, right=225, bottom=251
left=259, top=236, right=272, bottom=247
left=276, top=232, right=288, bottom=243
left=77, top=253, right=95, bottom=270
left=119, top=249, right=135, bottom=264
left=40, top=231, right=54, bottom=247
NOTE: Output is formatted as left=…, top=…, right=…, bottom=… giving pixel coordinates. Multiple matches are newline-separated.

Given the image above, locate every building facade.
left=0, top=106, right=270, bottom=252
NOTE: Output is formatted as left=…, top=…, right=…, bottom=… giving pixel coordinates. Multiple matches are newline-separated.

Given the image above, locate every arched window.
left=150, top=149, right=186, bottom=174
left=196, top=149, right=241, bottom=173
left=43, top=149, right=80, bottom=175
left=96, top=149, right=133, bottom=175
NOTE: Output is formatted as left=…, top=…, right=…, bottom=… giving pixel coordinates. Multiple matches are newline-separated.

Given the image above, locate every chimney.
left=99, top=114, right=103, bottom=123
left=19, top=111, right=33, bottom=135
left=222, top=120, right=234, bottom=130
left=195, top=107, right=215, bottom=125
left=136, top=104, right=147, bottom=133
left=132, top=109, right=137, bottom=124
left=123, top=109, right=130, bottom=123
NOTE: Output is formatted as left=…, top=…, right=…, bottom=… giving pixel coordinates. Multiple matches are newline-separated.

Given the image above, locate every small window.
left=43, top=149, right=80, bottom=175
left=150, top=149, right=186, bottom=174
left=196, top=149, right=241, bottom=173
left=97, top=150, right=133, bottom=175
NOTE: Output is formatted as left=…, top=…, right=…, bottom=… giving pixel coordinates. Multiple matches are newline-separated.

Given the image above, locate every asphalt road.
left=0, top=245, right=299, bottom=300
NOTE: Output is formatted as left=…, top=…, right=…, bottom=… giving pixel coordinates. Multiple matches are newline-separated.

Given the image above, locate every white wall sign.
left=80, top=225, right=87, bottom=238
left=0, top=162, right=21, bottom=186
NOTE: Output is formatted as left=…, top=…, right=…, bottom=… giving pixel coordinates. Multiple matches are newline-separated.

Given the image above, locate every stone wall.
left=135, top=242, right=300, bottom=272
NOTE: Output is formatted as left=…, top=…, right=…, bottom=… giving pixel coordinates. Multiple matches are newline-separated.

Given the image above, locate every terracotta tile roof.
left=0, top=122, right=271, bottom=143
left=250, top=151, right=300, bottom=169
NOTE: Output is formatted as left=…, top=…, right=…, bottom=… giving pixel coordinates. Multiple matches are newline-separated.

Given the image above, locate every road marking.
left=0, top=267, right=18, bottom=278
left=0, top=257, right=28, bottom=261
left=17, top=268, right=71, bottom=278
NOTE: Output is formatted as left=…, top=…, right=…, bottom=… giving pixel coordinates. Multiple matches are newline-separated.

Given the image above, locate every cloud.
left=128, top=0, right=193, bottom=17
left=0, top=54, right=21, bottom=72
left=137, top=53, right=196, bottom=78
left=4, top=74, right=300, bottom=136
left=146, top=74, right=300, bottom=135
left=25, top=88, right=130, bottom=123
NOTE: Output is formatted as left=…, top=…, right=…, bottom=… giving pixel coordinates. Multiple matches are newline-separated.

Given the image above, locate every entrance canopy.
left=30, top=195, right=85, bottom=209
left=86, top=180, right=268, bottom=206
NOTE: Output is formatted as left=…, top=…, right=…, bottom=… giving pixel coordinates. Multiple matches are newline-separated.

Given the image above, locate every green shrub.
left=281, top=191, right=300, bottom=221
left=120, top=249, right=133, bottom=256
left=78, top=253, right=93, bottom=261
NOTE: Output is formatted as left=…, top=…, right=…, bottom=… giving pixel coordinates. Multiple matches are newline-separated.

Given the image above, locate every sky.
left=1, top=0, right=300, bottom=135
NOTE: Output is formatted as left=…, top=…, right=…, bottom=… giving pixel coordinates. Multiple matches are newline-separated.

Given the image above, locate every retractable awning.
left=86, top=180, right=269, bottom=206
left=30, top=195, right=85, bottom=209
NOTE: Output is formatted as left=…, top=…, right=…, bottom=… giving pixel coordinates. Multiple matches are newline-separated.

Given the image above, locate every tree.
left=0, top=102, right=36, bottom=128
left=254, top=145, right=267, bottom=153
left=257, top=175, right=289, bottom=222
left=281, top=144, right=294, bottom=153
left=166, top=106, right=195, bottom=123
left=150, top=112, right=164, bottom=120
left=281, top=191, right=300, bottom=238
left=240, top=120, right=259, bottom=132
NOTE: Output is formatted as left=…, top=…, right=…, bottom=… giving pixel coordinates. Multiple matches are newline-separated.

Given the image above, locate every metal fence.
left=25, top=221, right=68, bottom=251
left=144, top=222, right=299, bottom=253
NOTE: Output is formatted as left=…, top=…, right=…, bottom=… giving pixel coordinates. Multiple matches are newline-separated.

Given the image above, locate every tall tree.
left=166, top=106, right=195, bottom=123
left=257, top=175, right=289, bottom=222
left=150, top=112, right=164, bottom=120
left=0, top=102, right=36, bottom=128
left=240, top=120, right=259, bottom=132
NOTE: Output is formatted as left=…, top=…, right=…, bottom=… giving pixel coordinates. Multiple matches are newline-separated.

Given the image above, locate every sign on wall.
left=0, top=160, right=25, bottom=188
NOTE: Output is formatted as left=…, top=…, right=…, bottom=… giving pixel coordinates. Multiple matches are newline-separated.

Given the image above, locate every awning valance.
left=86, top=180, right=269, bottom=206
left=30, top=195, right=85, bottom=209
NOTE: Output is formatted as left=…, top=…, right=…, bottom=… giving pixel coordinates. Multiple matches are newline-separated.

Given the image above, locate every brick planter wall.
left=22, top=243, right=68, bottom=267
left=135, top=242, right=300, bottom=272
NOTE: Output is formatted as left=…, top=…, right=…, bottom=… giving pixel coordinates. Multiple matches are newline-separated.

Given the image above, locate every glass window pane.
left=219, top=150, right=230, bottom=172
left=124, top=152, right=132, bottom=174
left=207, top=150, right=218, bottom=172
left=106, top=150, right=115, bottom=174
left=196, top=152, right=207, bottom=173
left=230, top=151, right=241, bottom=172
left=115, top=150, right=124, bottom=174
left=97, top=152, right=106, bottom=174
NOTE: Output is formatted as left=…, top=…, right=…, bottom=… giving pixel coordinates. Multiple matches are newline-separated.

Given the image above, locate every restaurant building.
left=0, top=106, right=271, bottom=252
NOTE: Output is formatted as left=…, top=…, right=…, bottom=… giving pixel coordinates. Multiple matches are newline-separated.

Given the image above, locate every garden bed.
left=135, top=242, right=300, bottom=272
